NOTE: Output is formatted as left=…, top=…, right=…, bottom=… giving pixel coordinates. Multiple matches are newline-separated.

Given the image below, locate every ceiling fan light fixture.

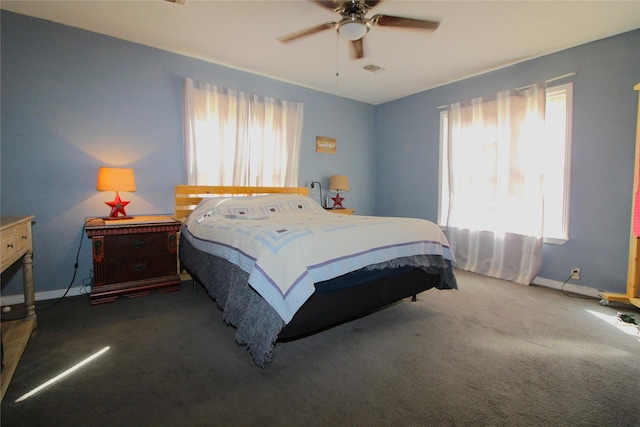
left=337, top=18, right=369, bottom=41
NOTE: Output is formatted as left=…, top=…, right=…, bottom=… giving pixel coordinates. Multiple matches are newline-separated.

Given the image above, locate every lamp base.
left=102, top=215, right=134, bottom=221
left=104, top=191, right=131, bottom=218
left=331, top=192, right=345, bottom=209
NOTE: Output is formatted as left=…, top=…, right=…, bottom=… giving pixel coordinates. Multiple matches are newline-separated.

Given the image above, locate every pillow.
left=192, top=196, right=259, bottom=218
left=189, top=194, right=324, bottom=222
left=255, top=194, right=325, bottom=215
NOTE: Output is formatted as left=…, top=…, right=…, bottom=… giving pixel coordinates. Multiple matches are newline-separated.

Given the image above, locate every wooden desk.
left=1, top=215, right=36, bottom=401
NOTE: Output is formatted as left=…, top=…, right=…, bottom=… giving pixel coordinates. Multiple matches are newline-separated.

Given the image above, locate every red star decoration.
left=105, top=192, right=130, bottom=217
left=331, top=192, right=345, bottom=209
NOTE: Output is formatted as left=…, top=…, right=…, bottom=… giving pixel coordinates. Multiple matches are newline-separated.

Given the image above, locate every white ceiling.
left=2, top=0, right=639, bottom=105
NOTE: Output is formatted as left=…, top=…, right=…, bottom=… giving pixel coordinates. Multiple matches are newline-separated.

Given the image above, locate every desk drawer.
left=13, top=221, right=31, bottom=255
left=0, top=221, right=30, bottom=270
left=1, top=227, right=17, bottom=269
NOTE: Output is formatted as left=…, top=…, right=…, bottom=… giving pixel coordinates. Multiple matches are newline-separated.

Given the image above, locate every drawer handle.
left=6, top=243, right=13, bottom=249
left=21, top=235, right=28, bottom=240
left=93, top=240, right=103, bottom=258
left=132, top=240, right=145, bottom=249
left=131, top=263, right=147, bottom=272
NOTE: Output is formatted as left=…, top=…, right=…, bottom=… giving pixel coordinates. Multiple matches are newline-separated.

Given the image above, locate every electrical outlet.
left=571, top=268, right=580, bottom=280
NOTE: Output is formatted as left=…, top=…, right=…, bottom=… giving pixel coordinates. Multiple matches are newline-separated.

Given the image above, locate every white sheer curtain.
left=443, top=83, right=545, bottom=285
left=184, top=78, right=303, bottom=186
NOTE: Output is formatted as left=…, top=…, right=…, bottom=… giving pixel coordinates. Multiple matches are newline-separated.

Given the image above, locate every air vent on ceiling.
left=363, top=64, right=384, bottom=73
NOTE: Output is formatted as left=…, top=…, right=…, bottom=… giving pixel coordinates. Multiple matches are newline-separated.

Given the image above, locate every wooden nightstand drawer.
left=105, top=232, right=168, bottom=257
left=105, top=253, right=171, bottom=284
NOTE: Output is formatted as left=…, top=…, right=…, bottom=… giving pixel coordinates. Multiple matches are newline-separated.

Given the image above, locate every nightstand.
left=325, top=208, right=355, bottom=215
left=85, top=215, right=182, bottom=305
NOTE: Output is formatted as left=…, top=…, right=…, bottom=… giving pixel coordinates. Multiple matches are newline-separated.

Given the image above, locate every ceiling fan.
left=277, top=0, right=440, bottom=59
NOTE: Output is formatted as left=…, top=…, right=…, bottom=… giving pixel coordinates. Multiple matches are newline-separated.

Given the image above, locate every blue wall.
left=1, top=11, right=375, bottom=296
left=2, top=10, right=638, bottom=298
left=375, top=29, right=640, bottom=294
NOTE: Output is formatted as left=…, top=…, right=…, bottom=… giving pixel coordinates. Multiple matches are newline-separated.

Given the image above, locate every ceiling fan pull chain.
left=335, top=33, right=340, bottom=80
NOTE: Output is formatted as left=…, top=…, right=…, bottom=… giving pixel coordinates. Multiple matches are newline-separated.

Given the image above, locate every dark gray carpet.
left=2, top=270, right=639, bottom=426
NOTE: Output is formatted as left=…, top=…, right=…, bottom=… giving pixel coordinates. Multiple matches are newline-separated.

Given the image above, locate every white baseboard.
left=0, top=286, right=89, bottom=306
left=532, top=276, right=601, bottom=298
left=0, top=277, right=602, bottom=306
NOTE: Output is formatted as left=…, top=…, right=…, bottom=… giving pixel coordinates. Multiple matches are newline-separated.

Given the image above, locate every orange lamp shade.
left=96, top=167, right=136, bottom=218
left=96, top=167, right=136, bottom=192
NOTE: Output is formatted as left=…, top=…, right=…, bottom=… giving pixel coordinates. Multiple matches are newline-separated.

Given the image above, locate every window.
left=184, top=78, right=304, bottom=187
left=439, top=83, right=573, bottom=243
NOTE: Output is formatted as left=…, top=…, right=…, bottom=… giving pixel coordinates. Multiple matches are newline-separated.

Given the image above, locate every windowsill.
left=543, top=236, right=569, bottom=245
left=439, top=224, right=569, bottom=245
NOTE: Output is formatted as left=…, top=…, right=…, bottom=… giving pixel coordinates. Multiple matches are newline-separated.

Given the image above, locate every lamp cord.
left=35, top=222, right=86, bottom=312
left=560, top=273, right=592, bottom=299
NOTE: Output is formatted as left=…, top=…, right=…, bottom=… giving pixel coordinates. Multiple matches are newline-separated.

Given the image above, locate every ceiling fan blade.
left=349, top=38, right=364, bottom=59
left=371, top=14, right=439, bottom=31
left=363, top=0, right=382, bottom=9
left=278, top=22, right=335, bottom=43
left=311, top=0, right=340, bottom=11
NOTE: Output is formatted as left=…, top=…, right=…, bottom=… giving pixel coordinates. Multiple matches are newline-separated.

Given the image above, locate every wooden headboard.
left=174, top=185, right=309, bottom=222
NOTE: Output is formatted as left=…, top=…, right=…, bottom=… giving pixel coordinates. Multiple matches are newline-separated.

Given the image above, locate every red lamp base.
left=331, top=192, right=345, bottom=209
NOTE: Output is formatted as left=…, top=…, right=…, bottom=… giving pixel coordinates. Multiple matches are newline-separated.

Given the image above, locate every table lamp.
left=329, top=175, right=349, bottom=209
left=96, top=167, right=136, bottom=219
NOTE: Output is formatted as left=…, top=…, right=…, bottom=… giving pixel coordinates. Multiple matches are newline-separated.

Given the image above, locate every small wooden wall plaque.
left=316, top=136, right=336, bottom=154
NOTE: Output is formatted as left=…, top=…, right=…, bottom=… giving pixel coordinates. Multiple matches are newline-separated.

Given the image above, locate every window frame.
left=437, top=82, right=574, bottom=244
left=543, top=82, right=573, bottom=244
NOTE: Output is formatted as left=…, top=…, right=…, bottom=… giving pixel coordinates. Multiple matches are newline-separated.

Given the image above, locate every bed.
left=176, top=185, right=457, bottom=366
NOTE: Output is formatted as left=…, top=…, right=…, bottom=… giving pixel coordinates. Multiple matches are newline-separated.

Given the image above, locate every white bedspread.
left=183, top=194, right=455, bottom=323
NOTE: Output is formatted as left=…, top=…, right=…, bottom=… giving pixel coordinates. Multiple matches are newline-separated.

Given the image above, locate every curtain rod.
left=437, top=72, right=576, bottom=109
left=515, top=72, right=576, bottom=91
